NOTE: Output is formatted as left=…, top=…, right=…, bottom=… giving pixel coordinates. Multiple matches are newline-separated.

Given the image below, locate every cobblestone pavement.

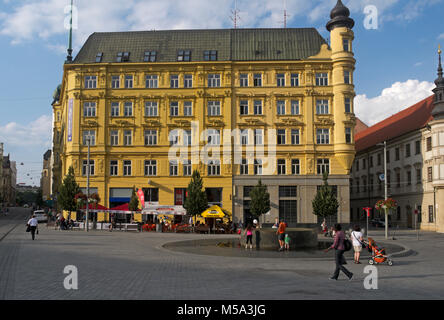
left=1, top=208, right=444, bottom=300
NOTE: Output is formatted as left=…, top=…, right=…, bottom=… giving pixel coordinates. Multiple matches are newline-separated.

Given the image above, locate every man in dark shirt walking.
left=324, top=223, right=353, bottom=281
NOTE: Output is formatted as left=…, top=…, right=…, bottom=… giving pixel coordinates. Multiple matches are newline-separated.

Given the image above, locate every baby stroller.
left=367, top=238, right=393, bottom=266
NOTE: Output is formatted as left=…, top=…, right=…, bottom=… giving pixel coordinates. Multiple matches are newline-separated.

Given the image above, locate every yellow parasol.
left=201, top=205, right=226, bottom=218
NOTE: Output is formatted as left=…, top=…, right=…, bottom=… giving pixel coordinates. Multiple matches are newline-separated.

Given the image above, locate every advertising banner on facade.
left=68, top=98, right=73, bottom=142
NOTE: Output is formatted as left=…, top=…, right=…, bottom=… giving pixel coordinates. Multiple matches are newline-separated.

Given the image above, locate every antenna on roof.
left=230, top=0, right=241, bottom=29
left=66, top=0, right=73, bottom=62
left=282, top=0, right=290, bottom=28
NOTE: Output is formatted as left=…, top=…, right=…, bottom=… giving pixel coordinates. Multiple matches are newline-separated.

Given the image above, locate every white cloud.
left=354, top=79, right=435, bottom=126
left=0, top=115, right=52, bottom=148
left=2, top=0, right=431, bottom=50
left=439, top=33, right=444, bottom=40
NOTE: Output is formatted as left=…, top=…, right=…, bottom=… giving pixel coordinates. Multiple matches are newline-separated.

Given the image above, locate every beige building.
left=351, top=48, right=444, bottom=232
left=40, top=150, right=52, bottom=203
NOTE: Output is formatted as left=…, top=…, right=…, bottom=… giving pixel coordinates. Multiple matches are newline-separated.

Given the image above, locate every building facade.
left=351, top=48, right=444, bottom=232
left=52, top=1, right=357, bottom=226
left=2, top=154, right=17, bottom=207
left=40, top=150, right=52, bottom=203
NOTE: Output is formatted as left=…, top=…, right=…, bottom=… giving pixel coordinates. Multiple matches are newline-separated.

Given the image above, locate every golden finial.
left=439, top=44, right=442, bottom=55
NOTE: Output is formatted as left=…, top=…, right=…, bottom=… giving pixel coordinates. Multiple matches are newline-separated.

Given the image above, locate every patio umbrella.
left=201, top=205, right=225, bottom=218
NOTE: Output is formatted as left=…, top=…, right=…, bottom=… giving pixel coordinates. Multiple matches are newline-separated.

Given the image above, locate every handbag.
left=353, top=232, right=366, bottom=249
left=26, top=225, right=31, bottom=232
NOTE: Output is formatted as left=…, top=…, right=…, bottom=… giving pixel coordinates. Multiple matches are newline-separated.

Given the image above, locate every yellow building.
left=52, top=0, right=356, bottom=226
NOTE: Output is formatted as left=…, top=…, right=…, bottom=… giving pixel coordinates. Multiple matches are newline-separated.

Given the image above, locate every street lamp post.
left=86, top=138, right=90, bottom=232
left=383, top=141, right=388, bottom=240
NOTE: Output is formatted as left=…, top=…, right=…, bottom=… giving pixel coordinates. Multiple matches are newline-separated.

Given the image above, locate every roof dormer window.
left=95, top=52, right=103, bottom=63
left=117, top=52, right=130, bottom=62
left=204, top=50, right=217, bottom=61
left=144, top=51, right=157, bottom=62
left=177, top=50, right=191, bottom=62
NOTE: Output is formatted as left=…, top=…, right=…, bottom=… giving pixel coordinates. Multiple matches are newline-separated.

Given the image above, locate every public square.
left=1, top=208, right=443, bottom=300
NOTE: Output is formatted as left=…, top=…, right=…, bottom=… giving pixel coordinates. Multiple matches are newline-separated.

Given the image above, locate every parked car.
left=371, top=218, right=391, bottom=228
left=33, top=210, right=47, bottom=223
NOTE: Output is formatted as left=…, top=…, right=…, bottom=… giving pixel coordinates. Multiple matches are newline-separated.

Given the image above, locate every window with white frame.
left=316, top=99, right=329, bottom=114
left=124, top=102, right=133, bottom=116
left=183, top=101, right=193, bottom=116
left=254, top=159, right=263, bottom=175
left=184, top=74, right=193, bottom=88
left=291, top=100, right=300, bottom=115
left=184, top=130, right=192, bottom=146
left=291, top=129, right=300, bottom=145
left=291, top=74, right=299, bottom=87
left=123, top=130, right=132, bottom=146
left=208, top=74, right=221, bottom=88
left=84, top=76, right=97, bottom=89
left=125, top=75, right=133, bottom=88
left=83, top=102, right=96, bottom=117
left=240, top=74, right=248, bottom=87
left=317, top=159, right=330, bottom=174
left=277, top=159, right=286, bottom=175
left=240, top=159, right=248, bottom=175
left=83, top=130, right=96, bottom=146
left=240, top=129, right=249, bottom=145
left=277, top=100, right=286, bottom=115
left=145, top=75, right=158, bottom=88
left=344, top=70, right=351, bottom=84
left=345, top=127, right=352, bottom=144
left=170, top=101, right=179, bottom=116
left=82, top=160, right=95, bottom=176
left=207, top=129, right=221, bottom=146
left=169, top=161, right=178, bottom=176
left=240, top=100, right=249, bottom=115
left=291, top=159, right=300, bottom=175
left=111, top=76, right=120, bottom=89
left=253, top=74, right=262, bottom=87
left=208, top=101, right=221, bottom=116
left=254, top=129, right=263, bottom=145
left=144, top=160, right=157, bottom=176
left=277, top=129, right=286, bottom=145
left=123, top=160, right=132, bottom=176
left=111, top=102, right=119, bottom=117
left=277, top=73, right=285, bottom=87
left=315, top=73, right=328, bottom=86
left=183, top=160, right=192, bottom=176
left=169, top=130, right=180, bottom=146
left=110, top=130, right=119, bottom=146
left=145, top=101, right=158, bottom=117
left=110, top=160, right=118, bottom=176
left=144, top=130, right=157, bottom=146
left=345, top=98, right=351, bottom=113
left=316, top=128, right=330, bottom=144
left=208, top=160, right=221, bottom=176
left=254, top=100, right=262, bottom=115
left=170, top=75, right=179, bottom=88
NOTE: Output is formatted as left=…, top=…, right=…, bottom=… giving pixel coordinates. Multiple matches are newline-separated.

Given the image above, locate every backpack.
left=344, top=238, right=352, bottom=252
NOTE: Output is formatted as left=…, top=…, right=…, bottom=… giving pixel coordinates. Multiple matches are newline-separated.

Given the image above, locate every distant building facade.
left=41, top=150, right=52, bottom=203
left=350, top=48, right=444, bottom=232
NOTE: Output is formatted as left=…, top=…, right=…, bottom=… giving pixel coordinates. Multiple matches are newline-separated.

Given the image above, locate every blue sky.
left=0, top=0, right=443, bottom=186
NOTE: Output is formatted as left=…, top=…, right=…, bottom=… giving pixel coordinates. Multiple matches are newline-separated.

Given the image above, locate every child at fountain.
left=284, top=234, right=291, bottom=251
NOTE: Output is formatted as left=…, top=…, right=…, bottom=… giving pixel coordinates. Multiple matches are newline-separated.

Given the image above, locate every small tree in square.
left=249, top=179, right=271, bottom=223
left=128, top=186, right=140, bottom=212
left=312, top=172, right=339, bottom=226
left=58, top=166, right=80, bottom=218
left=184, top=170, right=208, bottom=225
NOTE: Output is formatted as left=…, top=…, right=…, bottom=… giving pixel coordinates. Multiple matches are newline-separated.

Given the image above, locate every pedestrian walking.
left=324, top=223, right=353, bottom=281
left=276, top=220, right=286, bottom=251
left=244, top=223, right=254, bottom=249
left=351, top=225, right=365, bottom=264
left=27, top=215, right=39, bottom=240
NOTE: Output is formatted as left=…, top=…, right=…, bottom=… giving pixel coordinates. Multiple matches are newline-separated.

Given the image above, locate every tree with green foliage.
left=249, top=179, right=271, bottom=222
left=312, top=172, right=339, bottom=225
left=36, top=188, right=44, bottom=208
left=128, top=186, right=140, bottom=211
left=58, top=166, right=80, bottom=217
left=184, top=170, right=208, bottom=225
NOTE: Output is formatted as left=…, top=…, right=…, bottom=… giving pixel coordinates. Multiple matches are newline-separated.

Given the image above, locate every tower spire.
left=66, top=0, right=73, bottom=62
left=432, top=44, right=444, bottom=120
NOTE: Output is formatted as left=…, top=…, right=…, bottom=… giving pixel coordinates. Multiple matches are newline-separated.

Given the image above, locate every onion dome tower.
left=326, top=0, right=355, bottom=32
